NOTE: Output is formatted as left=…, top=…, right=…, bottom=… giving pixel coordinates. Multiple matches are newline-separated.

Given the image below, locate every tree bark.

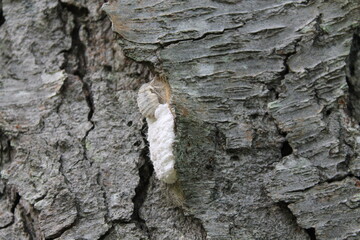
left=0, top=0, right=360, bottom=239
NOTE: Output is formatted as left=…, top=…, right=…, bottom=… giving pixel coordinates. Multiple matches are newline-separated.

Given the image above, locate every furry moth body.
left=137, top=83, right=160, bottom=119
left=137, top=82, right=177, bottom=184
left=147, top=104, right=177, bottom=184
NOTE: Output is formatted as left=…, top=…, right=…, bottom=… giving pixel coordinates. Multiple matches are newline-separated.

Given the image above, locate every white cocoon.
left=147, top=104, right=177, bottom=184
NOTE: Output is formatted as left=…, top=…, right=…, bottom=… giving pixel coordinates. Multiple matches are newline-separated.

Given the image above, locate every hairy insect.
left=137, top=77, right=177, bottom=184
left=147, top=103, right=177, bottom=184
left=137, top=83, right=161, bottom=119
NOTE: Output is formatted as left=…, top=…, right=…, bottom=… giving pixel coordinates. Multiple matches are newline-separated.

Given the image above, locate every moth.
left=136, top=77, right=177, bottom=184
left=137, top=80, right=167, bottom=119
left=147, top=103, right=177, bottom=184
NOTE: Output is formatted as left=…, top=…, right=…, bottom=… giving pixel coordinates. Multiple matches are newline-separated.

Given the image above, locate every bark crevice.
left=96, top=171, right=110, bottom=223
left=97, top=226, right=114, bottom=240
left=269, top=39, right=300, bottom=158
left=280, top=140, right=293, bottom=157
left=98, top=121, right=154, bottom=240
left=58, top=156, right=71, bottom=186
left=0, top=0, right=5, bottom=27
left=54, top=157, right=81, bottom=240
left=346, top=28, right=360, bottom=122
left=58, top=1, right=95, bottom=167
left=323, top=173, right=356, bottom=184
left=58, top=1, right=88, bottom=78
left=348, top=30, right=360, bottom=76
left=131, top=121, right=154, bottom=238
left=305, top=228, right=317, bottom=240
left=279, top=38, right=301, bottom=78
left=81, top=80, right=95, bottom=166
left=17, top=198, right=43, bottom=240
left=0, top=188, right=20, bottom=230
left=58, top=1, right=94, bottom=122
left=0, top=132, right=13, bottom=168
left=160, top=24, right=246, bottom=49
left=276, top=202, right=316, bottom=240
left=46, top=214, right=79, bottom=240
left=59, top=1, right=89, bottom=18
left=10, top=192, right=20, bottom=215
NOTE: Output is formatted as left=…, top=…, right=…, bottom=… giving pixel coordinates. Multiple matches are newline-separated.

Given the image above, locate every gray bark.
left=0, top=0, right=359, bottom=239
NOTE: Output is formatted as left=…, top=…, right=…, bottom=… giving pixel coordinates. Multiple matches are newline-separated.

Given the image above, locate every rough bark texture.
left=0, top=0, right=360, bottom=239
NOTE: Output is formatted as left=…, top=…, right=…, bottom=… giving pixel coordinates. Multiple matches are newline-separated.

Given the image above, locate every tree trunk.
left=0, top=0, right=359, bottom=239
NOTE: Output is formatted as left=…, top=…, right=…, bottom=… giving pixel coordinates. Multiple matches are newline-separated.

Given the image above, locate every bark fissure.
left=0, top=220, right=12, bottom=230
left=271, top=118, right=294, bottom=159
left=6, top=139, right=11, bottom=167
left=268, top=39, right=301, bottom=159
left=46, top=215, right=79, bottom=240
left=348, top=30, right=360, bottom=76
left=160, top=24, right=246, bottom=49
left=345, top=76, right=356, bottom=117
left=323, top=173, right=357, bottom=184
left=305, top=228, right=317, bottom=240
left=98, top=122, right=154, bottom=240
left=82, top=81, right=95, bottom=123
left=182, top=212, right=207, bottom=240
left=270, top=175, right=359, bottom=240
left=0, top=0, right=5, bottom=27
left=279, top=38, right=301, bottom=78
left=133, top=166, right=153, bottom=234
left=0, top=136, right=3, bottom=168
left=277, top=202, right=317, bottom=240
left=58, top=1, right=95, bottom=167
left=313, top=14, right=327, bottom=46
left=81, top=80, right=95, bottom=166
left=10, top=192, right=20, bottom=215
left=97, top=225, right=115, bottom=240
left=266, top=38, right=300, bottom=102
left=19, top=210, right=36, bottom=240
left=0, top=132, right=12, bottom=168
left=0, top=189, right=20, bottom=230
left=346, top=28, right=360, bottom=122
left=53, top=158, right=81, bottom=240
left=59, top=1, right=94, bottom=121
left=131, top=156, right=153, bottom=237
left=48, top=3, right=92, bottom=238
left=59, top=1, right=89, bottom=19
left=131, top=122, right=153, bottom=238
left=96, top=171, right=110, bottom=223
left=17, top=201, right=43, bottom=240
left=280, top=140, right=293, bottom=157
left=58, top=156, right=71, bottom=186
left=59, top=1, right=88, bottom=77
